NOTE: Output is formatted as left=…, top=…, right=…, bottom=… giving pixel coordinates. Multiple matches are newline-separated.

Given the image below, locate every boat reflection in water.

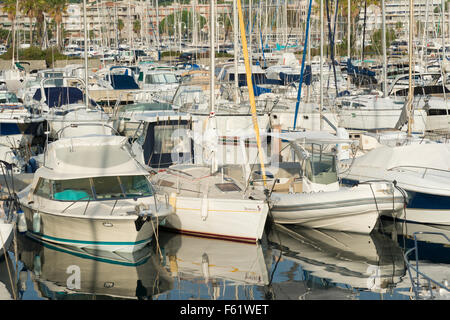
left=266, top=224, right=406, bottom=299
left=17, top=234, right=173, bottom=300
left=156, top=231, right=271, bottom=300
left=380, top=218, right=450, bottom=299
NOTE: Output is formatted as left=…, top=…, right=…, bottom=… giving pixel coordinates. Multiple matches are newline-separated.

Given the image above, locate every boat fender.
left=32, top=212, right=41, bottom=233
left=33, top=255, right=41, bottom=277
left=201, top=253, right=210, bottom=281
left=17, top=209, right=27, bottom=233
left=201, top=194, right=208, bottom=221
left=18, top=271, right=28, bottom=292
left=169, top=193, right=177, bottom=213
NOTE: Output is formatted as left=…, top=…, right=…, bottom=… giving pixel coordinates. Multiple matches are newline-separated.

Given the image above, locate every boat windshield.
left=35, top=175, right=153, bottom=201
left=304, top=146, right=338, bottom=185
left=145, top=73, right=178, bottom=85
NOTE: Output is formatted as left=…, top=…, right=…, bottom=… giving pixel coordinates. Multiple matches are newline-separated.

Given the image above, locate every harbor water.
left=2, top=217, right=449, bottom=301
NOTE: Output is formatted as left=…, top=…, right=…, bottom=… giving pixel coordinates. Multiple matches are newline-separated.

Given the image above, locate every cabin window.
left=92, top=176, right=124, bottom=199
left=47, top=175, right=153, bottom=201
left=34, top=178, right=52, bottom=199
left=53, top=178, right=94, bottom=201
left=119, top=175, right=153, bottom=197
left=154, top=125, right=190, bottom=154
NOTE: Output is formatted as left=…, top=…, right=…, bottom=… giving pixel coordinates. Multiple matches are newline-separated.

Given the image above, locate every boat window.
left=164, top=73, right=178, bottom=84
left=53, top=178, right=94, bottom=201
left=119, top=175, right=153, bottom=197
left=34, top=178, right=52, bottom=199
left=154, top=124, right=191, bottom=154
left=92, top=176, right=124, bottom=199
left=305, top=152, right=338, bottom=185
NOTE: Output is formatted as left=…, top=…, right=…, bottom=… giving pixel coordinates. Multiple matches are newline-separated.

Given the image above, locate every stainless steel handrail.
left=404, top=231, right=450, bottom=299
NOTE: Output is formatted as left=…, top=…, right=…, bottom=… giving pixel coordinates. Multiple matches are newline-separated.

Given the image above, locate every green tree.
left=133, top=19, right=141, bottom=35
left=159, top=10, right=206, bottom=37
left=46, top=0, right=68, bottom=48
left=118, top=19, right=124, bottom=41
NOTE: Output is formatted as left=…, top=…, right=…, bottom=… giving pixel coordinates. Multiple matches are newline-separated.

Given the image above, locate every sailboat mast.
left=83, top=0, right=90, bottom=109
left=407, top=0, right=414, bottom=136
left=237, top=0, right=268, bottom=188
left=210, top=0, right=216, bottom=114
left=234, top=0, right=240, bottom=103
left=320, top=0, right=324, bottom=130
left=382, top=0, right=387, bottom=97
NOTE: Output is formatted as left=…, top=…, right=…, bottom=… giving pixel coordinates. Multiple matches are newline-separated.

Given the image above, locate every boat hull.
left=0, top=222, right=13, bottom=258
left=341, top=178, right=450, bottom=226
left=21, top=206, right=157, bottom=253
left=159, top=195, right=268, bottom=243
left=270, top=184, right=405, bottom=234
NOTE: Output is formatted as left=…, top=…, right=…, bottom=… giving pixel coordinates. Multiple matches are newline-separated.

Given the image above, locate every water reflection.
left=16, top=234, right=173, bottom=300
left=379, top=218, right=450, bottom=299
left=0, top=252, right=15, bottom=300
left=156, top=231, right=271, bottom=300
left=8, top=219, right=450, bottom=300
left=265, top=224, right=406, bottom=300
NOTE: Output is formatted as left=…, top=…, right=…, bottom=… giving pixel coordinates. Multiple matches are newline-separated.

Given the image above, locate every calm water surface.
left=1, top=217, right=449, bottom=300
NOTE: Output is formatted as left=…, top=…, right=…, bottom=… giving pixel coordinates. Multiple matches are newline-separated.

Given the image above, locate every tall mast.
left=210, top=0, right=216, bottom=114
left=320, top=0, right=324, bottom=130
left=407, top=0, right=414, bottom=136
left=83, top=0, right=89, bottom=108
left=382, top=0, right=387, bottom=97
left=234, top=0, right=240, bottom=103
left=347, top=0, right=350, bottom=91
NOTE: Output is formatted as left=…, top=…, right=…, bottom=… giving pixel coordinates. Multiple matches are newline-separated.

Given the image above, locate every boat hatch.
left=215, top=183, right=242, bottom=192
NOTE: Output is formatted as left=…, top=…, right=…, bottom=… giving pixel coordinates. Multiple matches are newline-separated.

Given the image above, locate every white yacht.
left=17, top=131, right=173, bottom=253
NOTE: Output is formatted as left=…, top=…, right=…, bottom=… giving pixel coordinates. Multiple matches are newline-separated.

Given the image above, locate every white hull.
left=160, top=195, right=268, bottom=243
left=398, top=208, right=450, bottom=226
left=21, top=206, right=158, bottom=253
left=270, top=184, right=405, bottom=234
left=338, top=109, right=427, bottom=133
left=0, top=221, right=13, bottom=258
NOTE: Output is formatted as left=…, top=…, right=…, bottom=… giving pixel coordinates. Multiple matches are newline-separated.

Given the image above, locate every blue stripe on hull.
left=27, top=231, right=152, bottom=246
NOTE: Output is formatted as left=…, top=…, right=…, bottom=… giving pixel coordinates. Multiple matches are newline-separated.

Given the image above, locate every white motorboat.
left=17, top=132, right=173, bottom=253
left=254, top=131, right=405, bottom=234
left=340, top=143, right=450, bottom=226
left=151, top=164, right=269, bottom=243
left=28, top=78, right=113, bottom=140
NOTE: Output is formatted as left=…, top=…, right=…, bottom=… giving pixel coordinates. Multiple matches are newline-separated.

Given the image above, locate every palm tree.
left=19, top=0, right=39, bottom=46
left=1, top=0, right=17, bottom=46
left=46, top=0, right=68, bottom=48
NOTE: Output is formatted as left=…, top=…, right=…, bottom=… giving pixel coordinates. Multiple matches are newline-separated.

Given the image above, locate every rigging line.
left=293, top=0, right=313, bottom=130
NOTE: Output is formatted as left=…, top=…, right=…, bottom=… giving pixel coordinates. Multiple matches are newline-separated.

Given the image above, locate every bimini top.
left=32, top=87, right=96, bottom=108
left=37, top=135, right=147, bottom=180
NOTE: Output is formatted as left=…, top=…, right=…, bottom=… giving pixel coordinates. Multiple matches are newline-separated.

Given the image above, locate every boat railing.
left=56, top=123, right=120, bottom=139
left=404, top=231, right=450, bottom=300
left=388, top=165, right=450, bottom=179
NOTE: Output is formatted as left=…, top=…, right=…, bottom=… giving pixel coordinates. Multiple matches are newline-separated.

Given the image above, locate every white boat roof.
left=36, top=135, right=148, bottom=180
left=269, top=131, right=353, bottom=144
